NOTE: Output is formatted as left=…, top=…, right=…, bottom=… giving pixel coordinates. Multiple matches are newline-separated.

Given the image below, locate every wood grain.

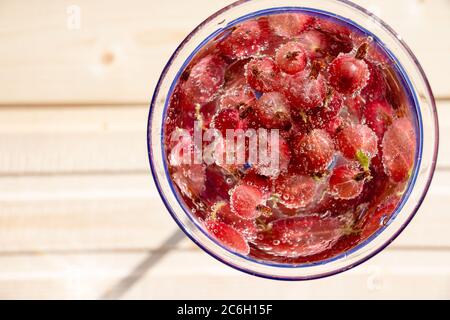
left=0, top=249, right=449, bottom=299
left=0, top=106, right=148, bottom=174
left=0, top=0, right=448, bottom=299
left=0, top=173, right=189, bottom=252
left=125, top=249, right=450, bottom=300
left=0, top=0, right=448, bottom=105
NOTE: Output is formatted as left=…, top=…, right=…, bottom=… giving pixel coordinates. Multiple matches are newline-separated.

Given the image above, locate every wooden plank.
left=125, top=249, right=450, bottom=299
left=0, top=100, right=446, bottom=175
left=436, top=105, right=449, bottom=169
left=0, top=252, right=148, bottom=299
left=0, top=169, right=448, bottom=253
left=394, top=170, right=450, bottom=248
left=0, top=0, right=448, bottom=105
left=0, top=173, right=192, bottom=253
left=0, top=249, right=449, bottom=299
left=0, top=106, right=149, bottom=174
left=0, top=0, right=233, bottom=105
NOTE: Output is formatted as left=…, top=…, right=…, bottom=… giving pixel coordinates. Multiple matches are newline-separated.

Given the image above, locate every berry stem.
left=354, top=170, right=371, bottom=182
left=309, top=60, right=323, bottom=79
left=355, top=42, right=368, bottom=60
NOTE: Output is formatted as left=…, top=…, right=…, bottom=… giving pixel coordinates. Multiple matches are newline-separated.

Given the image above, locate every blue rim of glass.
left=147, top=0, right=438, bottom=280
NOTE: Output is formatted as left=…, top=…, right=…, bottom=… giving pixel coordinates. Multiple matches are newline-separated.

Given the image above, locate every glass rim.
left=147, top=0, right=439, bottom=280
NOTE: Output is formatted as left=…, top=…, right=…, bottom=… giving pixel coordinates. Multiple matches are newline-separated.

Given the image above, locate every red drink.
left=163, top=11, right=417, bottom=265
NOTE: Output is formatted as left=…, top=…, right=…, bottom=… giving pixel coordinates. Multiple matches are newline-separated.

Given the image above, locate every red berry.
left=205, top=220, right=250, bottom=255
left=246, top=57, right=281, bottom=92
left=220, top=20, right=268, bottom=59
left=202, top=165, right=237, bottom=204
left=292, top=129, right=334, bottom=174
left=172, top=164, right=206, bottom=198
left=168, top=129, right=195, bottom=166
left=223, top=58, right=251, bottom=90
left=329, top=165, right=367, bottom=200
left=241, top=171, right=272, bottom=198
left=211, top=108, right=241, bottom=136
left=364, top=100, right=394, bottom=139
left=324, top=116, right=343, bottom=137
left=290, top=93, right=343, bottom=134
left=255, top=135, right=291, bottom=178
left=283, top=70, right=327, bottom=110
left=174, top=89, right=196, bottom=112
left=275, top=41, right=308, bottom=74
left=361, top=196, right=400, bottom=239
left=215, top=203, right=257, bottom=240
left=230, top=184, right=264, bottom=219
left=254, top=92, right=291, bottom=129
left=167, top=92, right=197, bottom=131
left=314, top=19, right=354, bottom=56
left=344, top=95, right=364, bottom=121
left=297, top=30, right=329, bottom=59
left=315, top=19, right=351, bottom=38
left=184, top=55, right=226, bottom=104
left=200, top=100, right=220, bottom=129
left=361, top=61, right=387, bottom=102
left=327, top=36, right=354, bottom=57
left=336, top=124, right=378, bottom=167
left=274, top=173, right=316, bottom=209
left=382, top=118, right=416, bottom=182
left=272, top=200, right=308, bottom=217
left=268, top=13, right=314, bottom=38
left=328, top=54, right=370, bottom=94
left=309, top=92, right=343, bottom=129
left=219, top=85, right=256, bottom=110
left=255, top=215, right=344, bottom=257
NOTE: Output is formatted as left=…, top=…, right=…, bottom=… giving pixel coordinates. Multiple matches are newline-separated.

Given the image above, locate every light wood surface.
left=0, top=0, right=448, bottom=299
left=0, top=0, right=449, bottom=105
left=1, top=250, right=450, bottom=300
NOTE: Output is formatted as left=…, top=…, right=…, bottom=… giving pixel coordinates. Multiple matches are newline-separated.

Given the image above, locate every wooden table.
left=0, top=0, right=449, bottom=299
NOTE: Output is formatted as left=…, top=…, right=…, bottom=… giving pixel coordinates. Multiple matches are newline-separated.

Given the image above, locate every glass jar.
left=148, top=0, right=438, bottom=280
